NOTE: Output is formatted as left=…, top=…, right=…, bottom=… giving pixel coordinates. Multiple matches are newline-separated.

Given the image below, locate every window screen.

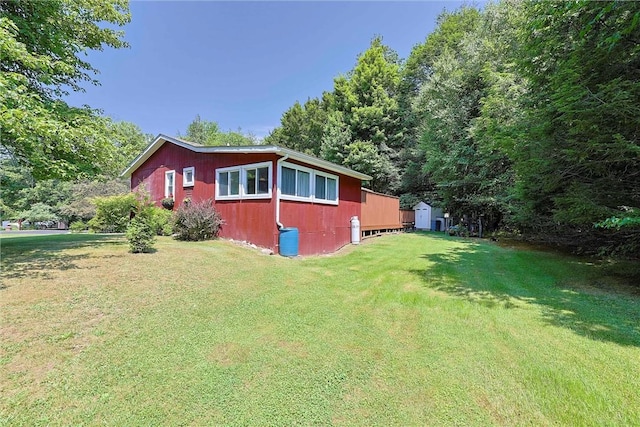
left=246, top=169, right=257, bottom=194
left=257, top=167, right=269, bottom=194
left=315, top=175, right=326, bottom=199
left=219, top=172, right=229, bottom=196
left=230, top=171, right=240, bottom=195
left=327, top=178, right=337, bottom=201
left=282, top=167, right=296, bottom=196
left=297, top=170, right=310, bottom=197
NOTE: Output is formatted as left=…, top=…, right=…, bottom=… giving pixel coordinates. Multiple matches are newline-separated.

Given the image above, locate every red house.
left=122, top=135, right=371, bottom=255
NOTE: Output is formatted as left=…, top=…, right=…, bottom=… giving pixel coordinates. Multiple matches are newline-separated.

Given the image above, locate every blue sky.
left=66, top=1, right=472, bottom=139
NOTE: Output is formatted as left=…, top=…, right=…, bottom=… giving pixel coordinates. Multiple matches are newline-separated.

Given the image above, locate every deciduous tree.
left=0, top=0, right=130, bottom=179
left=514, top=0, right=640, bottom=253
left=181, top=115, right=255, bottom=146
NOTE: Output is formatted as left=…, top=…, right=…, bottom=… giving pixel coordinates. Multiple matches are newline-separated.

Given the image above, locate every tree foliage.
left=58, top=178, right=130, bottom=222
left=266, top=98, right=328, bottom=156
left=0, top=0, right=131, bottom=179
left=181, top=115, right=256, bottom=146
left=330, top=37, right=404, bottom=193
left=412, top=4, right=520, bottom=230
left=17, top=202, right=58, bottom=225
left=515, top=1, right=640, bottom=237
left=268, top=37, right=403, bottom=193
left=0, top=120, right=136, bottom=224
left=108, top=121, right=154, bottom=176
left=234, top=2, right=640, bottom=256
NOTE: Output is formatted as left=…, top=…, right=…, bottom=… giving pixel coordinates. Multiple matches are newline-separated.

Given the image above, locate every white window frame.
left=280, top=164, right=312, bottom=201
left=183, top=166, right=195, bottom=187
left=314, top=171, right=338, bottom=202
left=217, top=169, right=241, bottom=198
left=165, top=170, right=175, bottom=198
left=278, top=161, right=339, bottom=205
left=215, top=161, right=272, bottom=201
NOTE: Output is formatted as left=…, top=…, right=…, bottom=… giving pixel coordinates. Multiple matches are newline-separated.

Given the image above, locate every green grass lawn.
left=1, top=232, right=639, bottom=426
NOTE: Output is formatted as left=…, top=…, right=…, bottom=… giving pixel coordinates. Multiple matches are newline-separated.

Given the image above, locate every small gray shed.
left=413, top=201, right=444, bottom=231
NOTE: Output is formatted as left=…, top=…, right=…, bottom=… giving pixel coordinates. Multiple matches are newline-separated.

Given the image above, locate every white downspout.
left=275, top=153, right=289, bottom=229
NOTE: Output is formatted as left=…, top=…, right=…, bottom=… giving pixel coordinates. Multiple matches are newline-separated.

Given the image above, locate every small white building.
left=413, top=201, right=445, bottom=231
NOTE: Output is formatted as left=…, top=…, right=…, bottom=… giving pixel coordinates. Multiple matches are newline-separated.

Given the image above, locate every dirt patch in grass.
left=475, top=393, right=508, bottom=425
left=208, top=342, right=250, bottom=367
left=276, top=340, right=309, bottom=358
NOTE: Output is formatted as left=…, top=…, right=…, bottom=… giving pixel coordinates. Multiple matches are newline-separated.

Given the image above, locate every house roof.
left=121, top=134, right=372, bottom=181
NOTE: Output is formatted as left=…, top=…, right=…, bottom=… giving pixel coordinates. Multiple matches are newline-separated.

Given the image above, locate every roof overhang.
left=121, top=134, right=372, bottom=181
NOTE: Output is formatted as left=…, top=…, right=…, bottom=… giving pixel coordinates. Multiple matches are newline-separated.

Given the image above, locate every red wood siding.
left=130, top=141, right=363, bottom=255
left=360, top=189, right=402, bottom=231
left=131, top=143, right=217, bottom=203
left=216, top=199, right=277, bottom=250
left=279, top=174, right=361, bottom=255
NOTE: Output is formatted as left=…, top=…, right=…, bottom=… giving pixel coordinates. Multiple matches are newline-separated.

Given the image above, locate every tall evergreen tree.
left=327, top=37, right=404, bottom=193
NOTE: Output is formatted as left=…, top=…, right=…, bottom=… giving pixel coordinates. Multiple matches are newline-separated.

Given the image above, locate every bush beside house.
left=172, top=199, right=223, bottom=241
left=77, top=192, right=223, bottom=252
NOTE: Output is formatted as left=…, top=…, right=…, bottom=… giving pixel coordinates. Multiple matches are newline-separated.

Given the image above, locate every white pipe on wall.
left=275, top=153, right=289, bottom=229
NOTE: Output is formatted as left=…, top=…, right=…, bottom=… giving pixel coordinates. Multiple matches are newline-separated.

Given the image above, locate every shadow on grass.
left=1, top=234, right=126, bottom=285
left=409, top=235, right=640, bottom=347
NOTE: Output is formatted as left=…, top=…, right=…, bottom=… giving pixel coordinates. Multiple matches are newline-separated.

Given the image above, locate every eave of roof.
left=121, top=134, right=372, bottom=181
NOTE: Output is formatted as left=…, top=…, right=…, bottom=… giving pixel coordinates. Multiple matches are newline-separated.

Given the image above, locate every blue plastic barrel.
left=279, top=227, right=299, bottom=257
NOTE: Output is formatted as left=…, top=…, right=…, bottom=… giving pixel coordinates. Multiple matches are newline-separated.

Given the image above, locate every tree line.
left=0, top=114, right=256, bottom=227
left=265, top=1, right=640, bottom=256
left=1, top=0, right=638, bottom=256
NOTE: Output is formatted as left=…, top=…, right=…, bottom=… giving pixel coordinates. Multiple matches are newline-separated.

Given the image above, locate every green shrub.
left=126, top=215, right=156, bottom=253
left=88, top=194, right=136, bottom=233
left=149, top=206, right=173, bottom=236
left=125, top=192, right=157, bottom=253
left=69, top=220, right=88, bottom=233
left=172, top=199, right=223, bottom=241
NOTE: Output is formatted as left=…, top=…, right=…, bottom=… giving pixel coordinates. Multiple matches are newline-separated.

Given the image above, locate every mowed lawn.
left=1, top=233, right=639, bottom=426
